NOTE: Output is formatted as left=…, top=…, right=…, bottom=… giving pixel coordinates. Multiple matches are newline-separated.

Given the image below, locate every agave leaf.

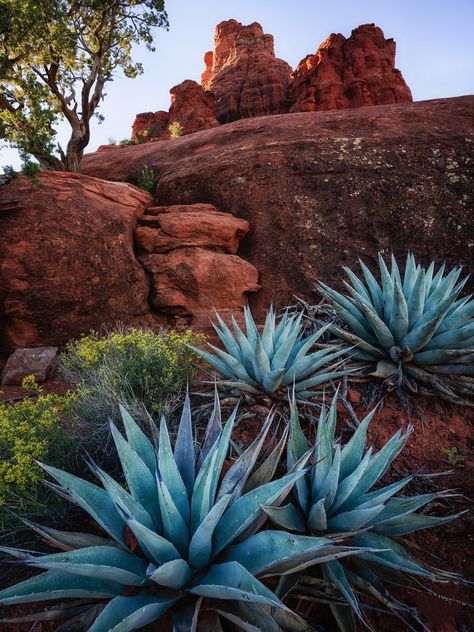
left=307, top=498, right=327, bottom=531
left=322, top=560, right=361, bottom=617
left=119, top=405, right=156, bottom=475
left=21, top=520, right=119, bottom=552
left=293, top=369, right=351, bottom=393
left=213, top=471, right=306, bottom=555
left=356, top=473, right=416, bottom=510
left=339, top=407, right=377, bottom=480
left=424, top=267, right=462, bottom=312
left=326, top=505, right=385, bottom=531
left=188, top=494, right=232, bottom=568
left=252, top=339, right=271, bottom=385
left=425, top=321, right=474, bottom=350
left=222, top=531, right=336, bottom=577
left=329, top=447, right=374, bottom=515
left=262, top=367, right=286, bottom=393
left=371, top=359, right=398, bottom=378
left=314, top=446, right=341, bottom=510
left=378, top=254, right=395, bottom=320
left=328, top=325, right=386, bottom=359
left=318, top=282, right=373, bottom=341
left=156, top=479, right=189, bottom=558
left=287, top=394, right=309, bottom=463
left=158, top=415, right=190, bottom=523
left=38, top=464, right=126, bottom=546
left=343, top=266, right=372, bottom=305
left=214, top=312, right=244, bottom=362
left=389, top=280, right=409, bottom=341
left=188, top=345, right=235, bottom=379
left=110, top=422, right=161, bottom=527
left=406, top=269, right=426, bottom=327
left=373, top=511, right=462, bottom=537
left=261, top=306, right=276, bottom=359
left=23, top=546, right=148, bottom=586
left=437, top=299, right=474, bottom=333
left=358, top=258, right=384, bottom=317
left=213, top=608, right=264, bottom=632
left=198, top=386, right=222, bottom=467
left=402, top=252, right=418, bottom=298
left=231, top=315, right=257, bottom=374
left=349, top=289, right=396, bottom=350
left=260, top=503, right=306, bottom=532
left=270, top=317, right=303, bottom=371
left=172, top=597, right=202, bottom=632
left=413, top=348, right=474, bottom=365
left=189, top=561, right=288, bottom=611
left=147, top=558, right=193, bottom=590
left=90, top=463, right=156, bottom=533
left=87, top=594, right=178, bottom=632
left=121, top=516, right=180, bottom=566
left=218, top=412, right=273, bottom=500
left=0, top=571, right=123, bottom=605
left=244, top=427, right=289, bottom=492
left=244, top=305, right=260, bottom=347
left=282, top=347, right=349, bottom=387
left=0, top=602, right=102, bottom=624
left=174, top=392, right=196, bottom=496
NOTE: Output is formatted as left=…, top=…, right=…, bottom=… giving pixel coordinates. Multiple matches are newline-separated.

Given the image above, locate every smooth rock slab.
left=2, top=347, right=58, bottom=385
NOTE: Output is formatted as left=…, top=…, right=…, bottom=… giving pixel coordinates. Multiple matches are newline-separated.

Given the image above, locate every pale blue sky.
left=1, top=0, right=473, bottom=168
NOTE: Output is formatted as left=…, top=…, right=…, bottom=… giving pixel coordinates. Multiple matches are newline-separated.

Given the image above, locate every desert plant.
left=316, top=253, right=474, bottom=405
left=0, top=394, right=360, bottom=631
left=21, top=158, right=41, bottom=183
left=263, top=393, right=463, bottom=630
left=190, top=306, right=351, bottom=400
left=442, top=446, right=466, bottom=468
left=60, top=328, right=203, bottom=456
left=168, top=120, right=184, bottom=138
left=137, top=164, right=156, bottom=193
left=0, top=377, right=76, bottom=507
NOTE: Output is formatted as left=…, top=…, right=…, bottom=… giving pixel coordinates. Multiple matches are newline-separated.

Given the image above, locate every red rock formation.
left=132, top=110, right=169, bottom=141
left=135, top=203, right=249, bottom=254
left=200, top=19, right=292, bottom=122
left=0, top=173, right=155, bottom=351
left=82, top=96, right=474, bottom=317
left=168, top=80, right=219, bottom=134
left=139, top=248, right=260, bottom=328
left=291, top=24, right=412, bottom=112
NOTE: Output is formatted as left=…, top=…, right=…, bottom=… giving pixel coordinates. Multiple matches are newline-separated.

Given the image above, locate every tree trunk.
left=64, top=129, right=89, bottom=172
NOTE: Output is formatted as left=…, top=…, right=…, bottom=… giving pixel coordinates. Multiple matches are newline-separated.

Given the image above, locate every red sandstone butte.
left=201, top=19, right=292, bottom=122
left=290, top=23, right=412, bottom=112
left=168, top=80, right=219, bottom=134
left=131, top=110, right=169, bottom=141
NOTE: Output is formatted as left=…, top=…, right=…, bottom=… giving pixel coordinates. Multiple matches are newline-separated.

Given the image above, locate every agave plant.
left=0, top=394, right=363, bottom=632
left=262, top=393, right=463, bottom=631
left=316, top=253, right=474, bottom=404
left=190, top=306, right=351, bottom=399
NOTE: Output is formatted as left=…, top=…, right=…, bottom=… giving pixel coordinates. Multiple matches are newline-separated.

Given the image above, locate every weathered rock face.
left=290, top=24, right=413, bottom=112
left=168, top=80, right=220, bottom=134
left=1, top=347, right=58, bottom=385
left=134, top=203, right=259, bottom=329
left=82, top=96, right=474, bottom=320
left=0, top=173, right=154, bottom=352
left=140, top=248, right=260, bottom=329
left=201, top=19, right=293, bottom=122
left=135, top=203, right=250, bottom=254
left=132, top=110, right=169, bottom=141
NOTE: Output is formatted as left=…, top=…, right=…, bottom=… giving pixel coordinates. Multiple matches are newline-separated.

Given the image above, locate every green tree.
left=0, top=1, right=168, bottom=171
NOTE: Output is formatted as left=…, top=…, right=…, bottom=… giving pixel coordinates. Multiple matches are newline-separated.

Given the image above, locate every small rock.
left=2, top=347, right=58, bottom=386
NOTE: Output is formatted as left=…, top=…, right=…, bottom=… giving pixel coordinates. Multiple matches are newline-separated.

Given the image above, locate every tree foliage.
left=0, top=1, right=168, bottom=171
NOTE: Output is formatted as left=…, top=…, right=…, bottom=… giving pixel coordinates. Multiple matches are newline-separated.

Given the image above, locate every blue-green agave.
left=0, top=394, right=362, bottom=632
left=262, top=393, right=463, bottom=631
left=316, top=253, right=474, bottom=404
left=190, top=306, right=351, bottom=399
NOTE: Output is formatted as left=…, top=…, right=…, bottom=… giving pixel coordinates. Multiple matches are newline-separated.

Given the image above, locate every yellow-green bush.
left=0, top=378, right=76, bottom=506
left=60, top=328, right=205, bottom=455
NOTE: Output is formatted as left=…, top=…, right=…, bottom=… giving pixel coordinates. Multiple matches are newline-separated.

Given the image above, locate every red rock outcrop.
left=168, top=80, right=219, bottom=134
left=82, top=96, right=474, bottom=318
left=134, top=203, right=259, bottom=329
left=201, top=19, right=293, bottom=122
left=290, top=24, right=412, bottom=112
left=132, top=110, right=169, bottom=141
left=135, top=203, right=249, bottom=254
left=0, top=173, right=155, bottom=352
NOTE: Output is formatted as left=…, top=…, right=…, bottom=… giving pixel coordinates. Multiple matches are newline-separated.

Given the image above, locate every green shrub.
left=168, top=120, right=183, bottom=138
left=0, top=377, right=76, bottom=507
left=21, top=159, right=41, bottom=182
left=137, top=164, right=156, bottom=193
left=60, top=328, right=205, bottom=454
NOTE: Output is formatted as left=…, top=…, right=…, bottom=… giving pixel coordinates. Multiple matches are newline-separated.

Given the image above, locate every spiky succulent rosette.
left=261, top=393, right=463, bottom=631
left=316, top=253, right=474, bottom=405
left=190, top=306, right=351, bottom=399
left=0, top=394, right=363, bottom=632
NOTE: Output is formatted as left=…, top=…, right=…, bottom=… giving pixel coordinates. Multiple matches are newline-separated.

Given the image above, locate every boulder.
left=1, top=347, right=58, bottom=385
left=200, top=19, right=292, bottom=122
left=135, top=203, right=250, bottom=254
left=81, top=96, right=474, bottom=320
left=290, top=24, right=413, bottom=112
left=139, top=248, right=260, bottom=325
left=0, top=173, right=155, bottom=352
